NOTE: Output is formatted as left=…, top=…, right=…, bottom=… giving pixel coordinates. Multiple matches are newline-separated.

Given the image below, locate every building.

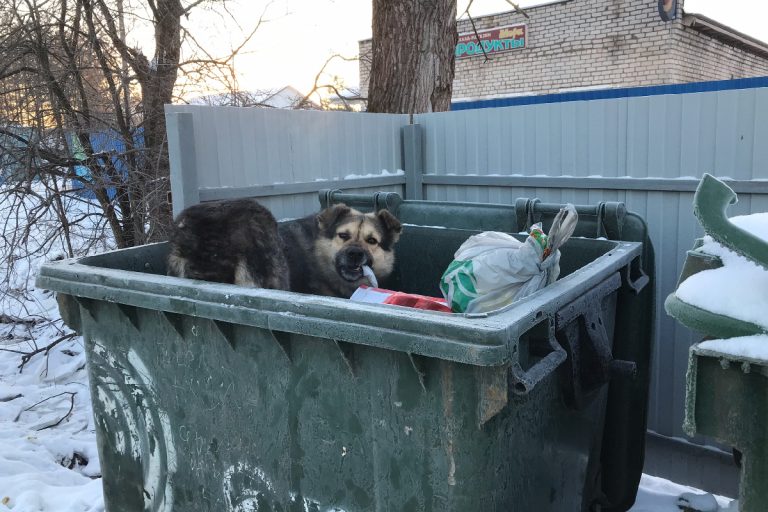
left=260, top=86, right=313, bottom=109
left=359, top=0, right=768, bottom=105
left=325, top=87, right=366, bottom=111
left=190, top=86, right=320, bottom=109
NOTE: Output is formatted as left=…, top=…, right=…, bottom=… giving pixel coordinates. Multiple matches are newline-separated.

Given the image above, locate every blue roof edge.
left=451, top=75, right=768, bottom=110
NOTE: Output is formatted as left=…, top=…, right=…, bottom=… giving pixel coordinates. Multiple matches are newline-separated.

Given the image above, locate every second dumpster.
left=665, top=174, right=768, bottom=511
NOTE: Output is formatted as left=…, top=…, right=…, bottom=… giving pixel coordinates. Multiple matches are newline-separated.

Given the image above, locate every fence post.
left=402, top=124, right=424, bottom=200
left=166, top=111, right=200, bottom=217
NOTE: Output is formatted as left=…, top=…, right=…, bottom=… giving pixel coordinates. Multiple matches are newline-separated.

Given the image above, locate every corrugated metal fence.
left=165, top=106, right=410, bottom=219
left=166, top=76, right=768, bottom=462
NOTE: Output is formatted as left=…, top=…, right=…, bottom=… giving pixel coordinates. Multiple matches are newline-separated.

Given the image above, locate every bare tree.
left=366, top=0, right=457, bottom=113
left=0, top=0, right=269, bottom=249
left=0, top=2, right=274, bottom=440
left=298, top=54, right=362, bottom=111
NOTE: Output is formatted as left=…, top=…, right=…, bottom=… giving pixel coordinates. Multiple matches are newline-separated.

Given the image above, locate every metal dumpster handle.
left=515, top=198, right=627, bottom=239
left=622, top=255, right=650, bottom=294
left=515, top=198, right=542, bottom=230
left=319, top=189, right=403, bottom=213
left=509, top=316, right=567, bottom=395
left=510, top=342, right=567, bottom=395
left=555, top=273, right=637, bottom=409
left=694, top=174, right=768, bottom=269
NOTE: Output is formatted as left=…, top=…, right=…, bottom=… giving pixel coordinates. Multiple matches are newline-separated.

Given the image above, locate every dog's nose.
left=346, top=246, right=368, bottom=266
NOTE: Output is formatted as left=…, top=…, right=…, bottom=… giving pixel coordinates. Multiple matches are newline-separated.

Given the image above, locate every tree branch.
left=18, top=332, right=77, bottom=372
left=86, top=0, right=149, bottom=78
left=503, top=0, right=530, bottom=18
left=299, top=53, right=359, bottom=109
left=37, top=392, right=77, bottom=430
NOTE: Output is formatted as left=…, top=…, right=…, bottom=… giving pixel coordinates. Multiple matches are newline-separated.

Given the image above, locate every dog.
left=167, top=198, right=402, bottom=298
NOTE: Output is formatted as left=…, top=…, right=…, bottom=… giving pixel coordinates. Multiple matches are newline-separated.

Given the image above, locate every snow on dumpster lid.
left=693, top=335, right=768, bottom=365
left=675, top=212, right=768, bottom=331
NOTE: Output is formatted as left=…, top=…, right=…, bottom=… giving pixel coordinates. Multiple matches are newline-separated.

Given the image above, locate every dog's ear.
left=377, top=209, right=402, bottom=244
left=317, top=204, right=351, bottom=233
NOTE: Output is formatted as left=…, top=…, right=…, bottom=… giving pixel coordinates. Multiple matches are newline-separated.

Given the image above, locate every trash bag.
left=440, top=204, right=578, bottom=314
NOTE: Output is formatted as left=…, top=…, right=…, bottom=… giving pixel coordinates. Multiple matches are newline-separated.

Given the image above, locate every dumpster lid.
left=667, top=211, right=768, bottom=336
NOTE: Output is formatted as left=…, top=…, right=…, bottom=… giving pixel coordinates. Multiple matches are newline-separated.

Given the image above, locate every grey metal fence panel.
left=415, top=85, right=768, bottom=443
left=249, top=185, right=406, bottom=221
left=165, top=105, right=409, bottom=215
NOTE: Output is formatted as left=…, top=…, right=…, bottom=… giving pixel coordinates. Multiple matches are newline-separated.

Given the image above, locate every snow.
left=675, top=212, right=768, bottom=330
left=631, top=475, right=735, bottom=511
left=0, top=180, right=738, bottom=511
left=1, top=182, right=107, bottom=511
left=403, top=223, right=448, bottom=229
left=695, top=335, right=768, bottom=362
left=343, top=169, right=404, bottom=180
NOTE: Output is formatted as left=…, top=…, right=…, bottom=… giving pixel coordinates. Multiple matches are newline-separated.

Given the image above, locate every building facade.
left=358, top=0, right=768, bottom=104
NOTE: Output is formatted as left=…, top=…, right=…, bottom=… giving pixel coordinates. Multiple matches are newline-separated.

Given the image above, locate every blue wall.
left=69, top=128, right=144, bottom=200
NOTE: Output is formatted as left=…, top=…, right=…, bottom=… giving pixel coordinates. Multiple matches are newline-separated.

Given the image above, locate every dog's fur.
left=167, top=199, right=402, bottom=298
left=167, top=199, right=290, bottom=290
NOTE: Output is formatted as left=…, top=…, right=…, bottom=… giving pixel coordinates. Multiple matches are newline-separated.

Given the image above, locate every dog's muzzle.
left=336, top=245, right=371, bottom=282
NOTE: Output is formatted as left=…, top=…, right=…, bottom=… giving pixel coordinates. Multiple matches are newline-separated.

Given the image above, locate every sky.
left=170, top=0, right=768, bottom=97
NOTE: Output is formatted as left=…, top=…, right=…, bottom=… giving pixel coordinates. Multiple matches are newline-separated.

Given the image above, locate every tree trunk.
left=136, top=0, right=185, bottom=241
left=367, top=0, right=457, bottom=114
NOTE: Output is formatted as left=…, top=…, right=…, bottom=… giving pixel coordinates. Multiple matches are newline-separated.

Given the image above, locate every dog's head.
left=315, top=204, right=402, bottom=287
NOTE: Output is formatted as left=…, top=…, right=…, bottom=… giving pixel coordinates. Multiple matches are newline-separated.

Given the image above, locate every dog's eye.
left=338, top=232, right=350, bottom=241
left=366, top=236, right=378, bottom=245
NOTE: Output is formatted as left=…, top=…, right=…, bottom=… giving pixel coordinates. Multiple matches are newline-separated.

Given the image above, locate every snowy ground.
left=1, top=186, right=109, bottom=511
left=0, top=323, right=104, bottom=511
left=0, top=184, right=737, bottom=511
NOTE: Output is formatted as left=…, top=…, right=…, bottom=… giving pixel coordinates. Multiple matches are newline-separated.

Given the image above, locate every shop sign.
left=456, top=24, right=527, bottom=58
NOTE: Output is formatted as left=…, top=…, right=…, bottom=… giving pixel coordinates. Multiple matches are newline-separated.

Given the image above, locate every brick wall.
left=670, top=25, right=768, bottom=82
left=358, top=0, right=768, bottom=102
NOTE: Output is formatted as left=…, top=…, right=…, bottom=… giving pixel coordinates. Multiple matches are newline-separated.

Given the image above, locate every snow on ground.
left=0, top=326, right=104, bottom=511
left=632, top=475, right=735, bottom=512
left=1, top=183, right=108, bottom=511
left=0, top=181, right=737, bottom=511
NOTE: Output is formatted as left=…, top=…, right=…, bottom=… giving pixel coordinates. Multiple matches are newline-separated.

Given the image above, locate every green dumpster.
left=665, top=174, right=768, bottom=512
left=37, top=192, right=654, bottom=512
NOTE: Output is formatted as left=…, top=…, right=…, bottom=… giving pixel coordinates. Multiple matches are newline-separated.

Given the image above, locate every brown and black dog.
left=167, top=199, right=402, bottom=298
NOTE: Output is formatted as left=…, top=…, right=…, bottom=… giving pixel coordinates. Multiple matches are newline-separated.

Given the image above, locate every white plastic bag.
left=440, top=204, right=578, bottom=314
